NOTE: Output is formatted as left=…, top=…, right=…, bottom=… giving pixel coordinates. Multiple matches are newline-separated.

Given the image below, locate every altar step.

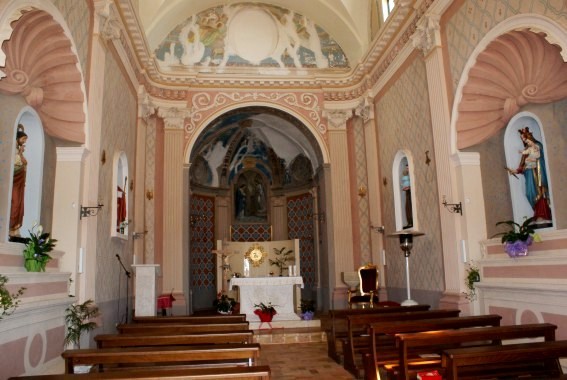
left=252, top=319, right=326, bottom=344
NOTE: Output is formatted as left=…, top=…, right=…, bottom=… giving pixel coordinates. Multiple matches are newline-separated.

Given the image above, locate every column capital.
left=323, top=109, right=352, bottom=130
left=354, top=97, right=374, bottom=122
left=158, top=106, right=191, bottom=130
left=138, top=86, right=156, bottom=122
left=411, top=14, right=441, bottom=55
left=94, top=0, right=121, bottom=41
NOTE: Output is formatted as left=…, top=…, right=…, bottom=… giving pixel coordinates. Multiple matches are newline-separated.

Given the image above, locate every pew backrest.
left=62, top=343, right=261, bottom=374
left=442, top=340, right=567, bottom=380
left=116, top=322, right=249, bottom=334
left=95, top=330, right=254, bottom=348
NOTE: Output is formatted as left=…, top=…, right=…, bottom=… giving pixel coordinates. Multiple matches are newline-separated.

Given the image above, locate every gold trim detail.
left=245, top=243, right=268, bottom=267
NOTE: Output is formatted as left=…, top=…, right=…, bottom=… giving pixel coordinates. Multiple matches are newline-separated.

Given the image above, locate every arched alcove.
left=392, top=151, right=416, bottom=232
left=112, top=152, right=129, bottom=237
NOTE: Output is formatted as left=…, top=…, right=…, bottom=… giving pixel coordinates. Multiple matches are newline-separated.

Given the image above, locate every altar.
left=229, top=276, right=304, bottom=321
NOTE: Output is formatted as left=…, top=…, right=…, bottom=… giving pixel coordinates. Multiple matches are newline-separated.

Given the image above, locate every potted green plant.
left=64, top=299, right=100, bottom=349
left=493, top=217, right=541, bottom=258
left=269, top=247, right=294, bottom=276
left=254, top=302, right=277, bottom=322
left=23, top=223, right=57, bottom=272
left=300, top=299, right=315, bottom=320
left=213, top=292, right=237, bottom=314
left=463, top=262, right=480, bottom=301
left=0, top=275, right=26, bottom=319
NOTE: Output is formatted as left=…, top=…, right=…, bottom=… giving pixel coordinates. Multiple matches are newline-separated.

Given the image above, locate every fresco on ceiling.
left=155, top=3, right=349, bottom=70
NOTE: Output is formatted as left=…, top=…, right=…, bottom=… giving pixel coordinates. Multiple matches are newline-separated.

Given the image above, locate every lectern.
left=389, top=231, right=424, bottom=306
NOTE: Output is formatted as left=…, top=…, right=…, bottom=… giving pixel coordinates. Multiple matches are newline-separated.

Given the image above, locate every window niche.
left=393, top=152, right=415, bottom=231
left=504, top=112, right=553, bottom=230
left=112, top=152, right=129, bottom=237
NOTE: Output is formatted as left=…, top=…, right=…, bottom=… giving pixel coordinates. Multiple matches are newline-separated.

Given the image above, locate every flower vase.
left=300, top=311, right=314, bottom=320
left=504, top=240, right=529, bottom=258
left=254, top=309, right=274, bottom=322
left=24, top=258, right=45, bottom=272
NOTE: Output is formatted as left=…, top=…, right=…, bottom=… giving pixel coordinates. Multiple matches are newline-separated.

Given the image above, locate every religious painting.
left=234, top=171, right=268, bottom=223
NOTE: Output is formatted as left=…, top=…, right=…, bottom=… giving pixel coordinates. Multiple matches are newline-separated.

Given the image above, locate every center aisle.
left=257, top=342, right=355, bottom=379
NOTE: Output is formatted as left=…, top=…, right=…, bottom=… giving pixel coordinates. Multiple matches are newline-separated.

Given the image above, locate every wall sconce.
left=190, top=213, right=205, bottom=226
left=146, top=189, right=154, bottom=200
left=442, top=196, right=462, bottom=215
left=358, top=185, right=367, bottom=197
left=80, top=203, right=104, bottom=219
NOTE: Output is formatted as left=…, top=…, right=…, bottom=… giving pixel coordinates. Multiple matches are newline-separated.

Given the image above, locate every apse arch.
left=0, top=0, right=88, bottom=144
left=184, top=103, right=329, bottom=166
left=450, top=14, right=567, bottom=152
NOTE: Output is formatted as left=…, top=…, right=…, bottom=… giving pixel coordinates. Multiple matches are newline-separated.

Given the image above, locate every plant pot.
left=504, top=240, right=530, bottom=258
left=300, top=311, right=314, bottom=320
left=24, top=258, right=45, bottom=272
left=254, top=309, right=275, bottom=322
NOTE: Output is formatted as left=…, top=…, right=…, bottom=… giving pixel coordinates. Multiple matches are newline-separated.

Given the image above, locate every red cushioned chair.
left=347, top=264, right=379, bottom=308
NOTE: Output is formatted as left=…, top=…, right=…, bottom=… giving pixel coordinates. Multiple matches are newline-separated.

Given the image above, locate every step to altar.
left=251, top=319, right=326, bottom=344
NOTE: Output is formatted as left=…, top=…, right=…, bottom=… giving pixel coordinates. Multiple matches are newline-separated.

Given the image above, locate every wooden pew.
left=116, top=322, right=249, bottom=334
left=386, top=322, right=557, bottom=380
left=442, top=339, right=567, bottom=380
left=341, top=309, right=461, bottom=378
left=95, top=330, right=254, bottom=348
left=132, top=314, right=247, bottom=324
left=361, top=314, right=501, bottom=379
left=326, top=304, right=430, bottom=363
left=9, top=365, right=271, bottom=379
left=62, top=343, right=261, bottom=374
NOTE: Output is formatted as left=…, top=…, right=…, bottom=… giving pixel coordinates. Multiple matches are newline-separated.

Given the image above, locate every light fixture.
left=389, top=231, right=424, bottom=306
left=442, top=196, right=462, bottom=215
left=80, top=203, right=104, bottom=219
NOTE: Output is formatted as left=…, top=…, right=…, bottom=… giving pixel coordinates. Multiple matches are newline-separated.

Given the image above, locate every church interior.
left=1, top=0, right=567, bottom=378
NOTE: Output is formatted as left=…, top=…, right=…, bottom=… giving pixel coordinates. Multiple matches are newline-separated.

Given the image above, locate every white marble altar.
left=229, top=276, right=304, bottom=321
left=132, top=264, right=160, bottom=316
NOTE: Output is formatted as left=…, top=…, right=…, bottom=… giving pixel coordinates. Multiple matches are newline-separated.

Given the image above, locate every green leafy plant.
left=213, top=292, right=236, bottom=313
left=269, top=247, right=294, bottom=275
left=23, top=223, right=57, bottom=272
left=463, top=262, right=480, bottom=301
left=64, top=300, right=100, bottom=348
left=493, top=217, right=542, bottom=257
left=0, top=275, right=26, bottom=319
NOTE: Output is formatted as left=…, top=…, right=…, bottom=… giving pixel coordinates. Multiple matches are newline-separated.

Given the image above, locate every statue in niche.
left=10, top=124, right=28, bottom=237
left=507, top=127, right=552, bottom=225
left=234, top=171, right=268, bottom=222
left=400, top=163, right=413, bottom=229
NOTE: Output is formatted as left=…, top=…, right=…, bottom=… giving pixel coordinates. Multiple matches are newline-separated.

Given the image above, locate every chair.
left=347, top=264, right=379, bottom=308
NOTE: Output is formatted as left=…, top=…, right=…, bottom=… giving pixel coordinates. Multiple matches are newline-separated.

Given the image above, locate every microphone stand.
left=116, top=254, right=131, bottom=323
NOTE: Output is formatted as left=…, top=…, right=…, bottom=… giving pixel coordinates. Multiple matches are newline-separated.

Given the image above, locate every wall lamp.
left=442, top=196, right=462, bottom=215
left=80, top=203, right=104, bottom=219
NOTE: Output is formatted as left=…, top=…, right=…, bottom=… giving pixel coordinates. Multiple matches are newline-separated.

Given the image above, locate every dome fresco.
left=154, top=3, right=349, bottom=70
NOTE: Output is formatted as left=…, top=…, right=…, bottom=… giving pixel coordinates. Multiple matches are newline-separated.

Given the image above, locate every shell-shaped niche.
left=0, top=9, right=85, bottom=143
left=456, top=30, right=567, bottom=149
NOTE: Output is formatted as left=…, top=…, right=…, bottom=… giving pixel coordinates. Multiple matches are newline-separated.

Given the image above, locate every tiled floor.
left=258, top=342, right=356, bottom=379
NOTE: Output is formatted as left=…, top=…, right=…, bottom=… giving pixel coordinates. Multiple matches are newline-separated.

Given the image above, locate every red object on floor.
left=157, top=293, right=175, bottom=315
left=417, top=370, right=441, bottom=380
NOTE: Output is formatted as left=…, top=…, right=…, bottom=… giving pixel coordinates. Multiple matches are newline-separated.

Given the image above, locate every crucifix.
left=212, top=248, right=240, bottom=292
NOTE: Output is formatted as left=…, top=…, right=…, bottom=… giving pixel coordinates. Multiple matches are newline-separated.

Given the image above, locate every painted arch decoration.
left=155, top=3, right=349, bottom=70
left=456, top=30, right=567, bottom=149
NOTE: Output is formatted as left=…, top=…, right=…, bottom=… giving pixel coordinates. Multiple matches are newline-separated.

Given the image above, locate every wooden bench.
left=95, top=330, right=254, bottom=348
left=385, top=322, right=557, bottom=380
left=9, top=365, right=271, bottom=379
left=132, top=314, right=247, bottom=324
left=116, top=322, right=250, bottom=334
left=62, top=343, right=261, bottom=374
left=326, top=304, right=430, bottom=363
left=442, top=339, right=567, bottom=380
left=341, top=309, right=461, bottom=378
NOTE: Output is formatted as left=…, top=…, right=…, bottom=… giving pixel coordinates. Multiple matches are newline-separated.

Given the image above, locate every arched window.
left=113, top=152, right=129, bottom=237
left=504, top=112, right=553, bottom=229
